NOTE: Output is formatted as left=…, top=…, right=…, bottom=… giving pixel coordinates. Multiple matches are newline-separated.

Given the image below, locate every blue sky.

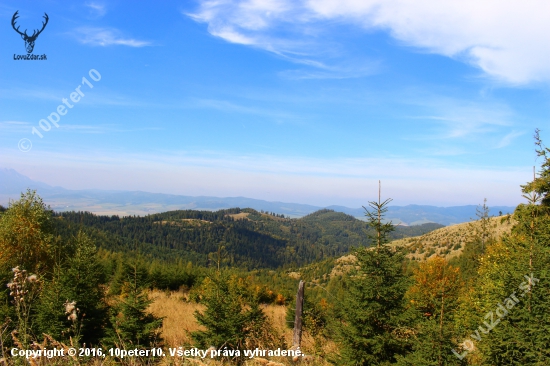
left=1, top=0, right=549, bottom=207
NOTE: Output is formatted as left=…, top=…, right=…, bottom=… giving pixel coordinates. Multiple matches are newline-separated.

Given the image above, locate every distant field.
left=226, top=212, right=251, bottom=220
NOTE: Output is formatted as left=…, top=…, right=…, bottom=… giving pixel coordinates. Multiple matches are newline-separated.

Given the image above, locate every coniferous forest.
left=1, top=137, right=550, bottom=365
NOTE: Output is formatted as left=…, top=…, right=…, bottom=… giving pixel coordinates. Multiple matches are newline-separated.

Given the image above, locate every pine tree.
left=522, top=128, right=550, bottom=206
left=461, top=130, right=550, bottom=364
left=191, top=273, right=271, bottom=361
left=36, top=231, right=108, bottom=345
left=363, top=181, right=395, bottom=250
left=105, top=260, right=163, bottom=349
left=333, top=182, right=411, bottom=365
left=451, top=199, right=495, bottom=282
left=468, top=204, right=550, bottom=364
left=473, top=198, right=492, bottom=253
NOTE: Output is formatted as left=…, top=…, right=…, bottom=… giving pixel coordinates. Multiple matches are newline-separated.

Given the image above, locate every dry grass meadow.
left=146, top=290, right=335, bottom=365
left=389, top=216, right=514, bottom=260
left=0, top=291, right=332, bottom=366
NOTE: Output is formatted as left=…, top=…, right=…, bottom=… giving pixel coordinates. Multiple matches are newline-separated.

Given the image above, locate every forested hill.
left=52, top=208, right=443, bottom=269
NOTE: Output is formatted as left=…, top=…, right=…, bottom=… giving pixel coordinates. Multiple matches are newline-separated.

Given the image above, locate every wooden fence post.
left=293, top=280, right=304, bottom=349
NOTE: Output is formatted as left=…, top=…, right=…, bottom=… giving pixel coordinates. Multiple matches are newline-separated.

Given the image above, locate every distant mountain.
left=52, top=208, right=443, bottom=269
left=0, top=168, right=516, bottom=225
left=0, top=168, right=53, bottom=194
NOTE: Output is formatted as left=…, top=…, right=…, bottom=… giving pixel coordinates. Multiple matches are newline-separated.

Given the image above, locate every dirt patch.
left=227, top=212, right=251, bottom=220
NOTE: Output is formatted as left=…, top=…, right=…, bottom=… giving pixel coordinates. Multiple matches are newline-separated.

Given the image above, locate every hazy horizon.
left=1, top=1, right=547, bottom=208
left=0, top=166, right=521, bottom=209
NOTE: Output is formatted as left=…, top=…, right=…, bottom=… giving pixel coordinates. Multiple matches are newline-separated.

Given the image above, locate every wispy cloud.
left=57, top=124, right=162, bottom=134
left=405, top=95, right=514, bottom=141
left=186, top=1, right=380, bottom=78
left=496, top=130, right=525, bottom=149
left=0, top=121, right=161, bottom=136
left=73, top=27, right=151, bottom=47
left=186, top=0, right=308, bottom=53
left=0, top=121, right=31, bottom=133
left=0, top=85, right=159, bottom=108
left=0, top=88, right=63, bottom=102
left=279, top=59, right=380, bottom=79
left=190, top=98, right=301, bottom=121
left=189, top=0, right=550, bottom=84
left=85, top=2, right=106, bottom=17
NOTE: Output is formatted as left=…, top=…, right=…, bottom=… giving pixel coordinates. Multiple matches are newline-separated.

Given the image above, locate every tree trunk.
left=293, top=280, right=305, bottom=349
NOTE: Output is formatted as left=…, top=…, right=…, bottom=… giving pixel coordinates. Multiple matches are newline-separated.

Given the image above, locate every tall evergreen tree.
left=522, top=128, right=550, bottom=206
left=451, top=199, right=496, bottom=283
left=36, top=231, right=108, bottom=345
left=460, top=131, right=550, bottom=364
left=363, top=181, right=395, bottom=250
left=333, top=182, right=411, bottom=365
left=467, top=203, right=550, bottom=364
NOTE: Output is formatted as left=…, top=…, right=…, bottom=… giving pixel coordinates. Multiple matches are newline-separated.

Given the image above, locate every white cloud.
left=0, top=121, right=30, bottom=133
left=279, top=59, right=380, bottom=79
left=419, top=100, right=512, bottom=140
left=73, top=27, right=151, bottom=47
left=190, top=98, right=300, bottom=120
left=496, top=130, right=525, bottom=149
left=0, top=121, right=161, bottom=138
left=189, top=0, right=550, bottom=84
left=186, top=0, right=348, bottom=67
left=85, top=2, right=107, bottom=17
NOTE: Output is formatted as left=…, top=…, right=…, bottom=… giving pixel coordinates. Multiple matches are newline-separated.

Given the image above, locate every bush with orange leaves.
left=406, top=256, right=462, bottom=319
left=396, top=256, right=464, bottom=365
left=274, top=293, right=285, bottom=305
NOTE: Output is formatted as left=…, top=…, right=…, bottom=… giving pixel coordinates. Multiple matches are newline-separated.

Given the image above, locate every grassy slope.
left=297, top=216, right=514, bottom=283
left=387, top=215, right=514, bottom=260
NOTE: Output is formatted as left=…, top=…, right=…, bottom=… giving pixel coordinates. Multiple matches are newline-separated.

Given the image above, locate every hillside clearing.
left=389, top=215, right=514, bottom=260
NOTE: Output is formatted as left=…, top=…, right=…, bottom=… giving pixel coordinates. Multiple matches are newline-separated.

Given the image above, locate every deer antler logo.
left=11, top=11, right=49, bottom=54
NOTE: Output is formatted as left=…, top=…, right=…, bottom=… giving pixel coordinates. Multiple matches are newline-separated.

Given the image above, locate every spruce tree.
left=191, top=271, right=286, bottom=365
left=36, top=231, right=108, bottom=345
left=191, top=272, right=271, bottom=361
left=522, top=128, right=550, bottom=206
left=468, top=204, right=550, bottom=364
left=450, top=199, right=495, bottom=283
left=105, top=259, right=163, bottom=348
left=333, top=182, right=411, bottom=365
left=461, top=130, right=550, bottom=364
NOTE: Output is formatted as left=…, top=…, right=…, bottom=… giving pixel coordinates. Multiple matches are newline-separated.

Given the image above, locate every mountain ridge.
left=51, top=207, right=444, bottom=269
left=0, top=167, right=515, bottom=226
